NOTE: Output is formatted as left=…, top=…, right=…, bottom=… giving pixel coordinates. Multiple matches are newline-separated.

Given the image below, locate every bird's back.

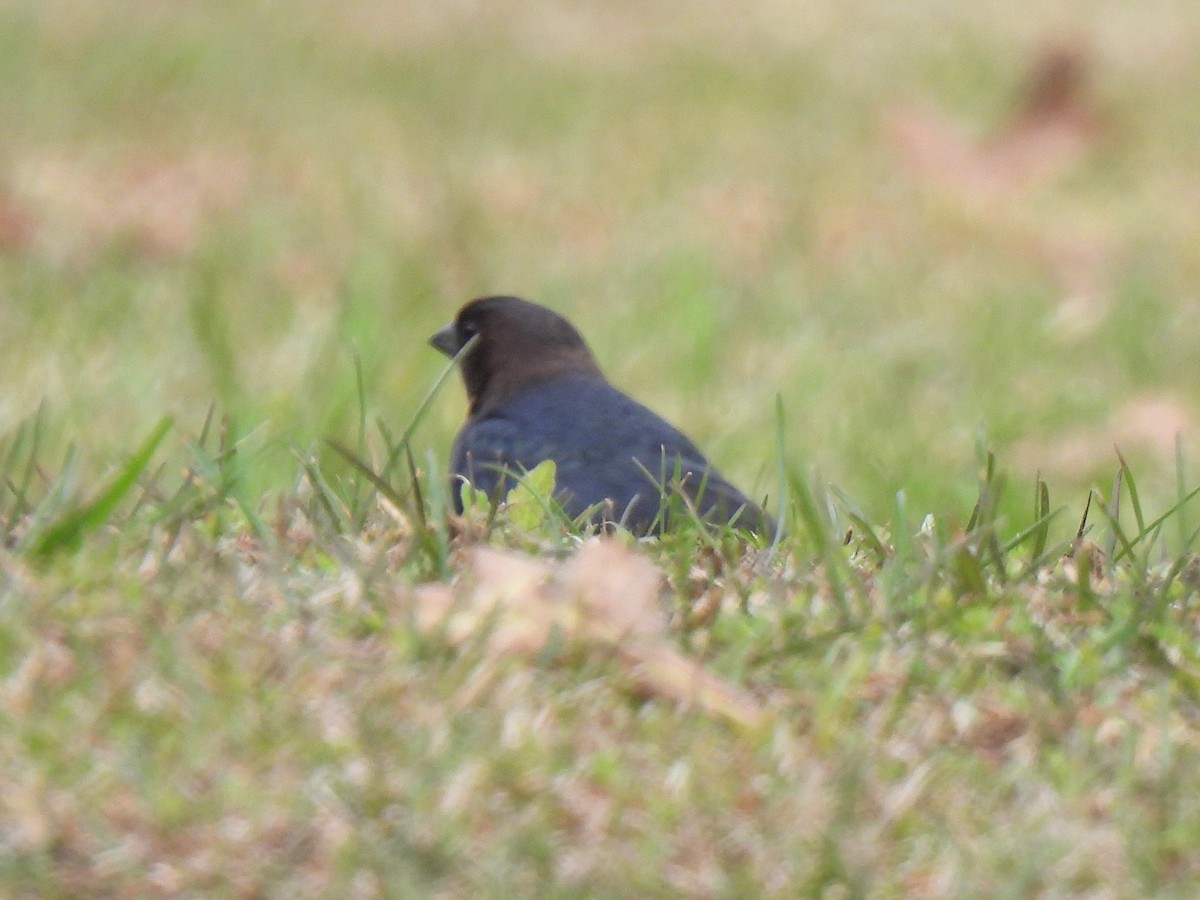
left=451, top=375, right=771, bottom=534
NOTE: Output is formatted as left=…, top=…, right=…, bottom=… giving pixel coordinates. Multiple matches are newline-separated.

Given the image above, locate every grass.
left=3, top=0, right=1200, bottom=895
left=5, top=407, right=1200, bottom=895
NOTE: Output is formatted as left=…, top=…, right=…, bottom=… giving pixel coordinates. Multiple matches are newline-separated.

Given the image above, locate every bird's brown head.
left=429, top=296, right=604, bottom=416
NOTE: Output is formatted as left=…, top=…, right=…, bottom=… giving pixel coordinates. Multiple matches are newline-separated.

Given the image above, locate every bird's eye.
left=459, top=320, right=478, bottom=339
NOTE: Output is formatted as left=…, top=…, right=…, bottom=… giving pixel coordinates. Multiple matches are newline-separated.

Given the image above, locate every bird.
left=429, top=295, right=775, bottom=537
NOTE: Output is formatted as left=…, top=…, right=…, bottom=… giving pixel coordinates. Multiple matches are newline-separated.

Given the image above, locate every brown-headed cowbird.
left=429, top=295, right=775, bottom=536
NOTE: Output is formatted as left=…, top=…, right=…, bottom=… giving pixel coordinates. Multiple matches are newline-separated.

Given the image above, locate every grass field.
left=4, top=0, right=1200, bottom=895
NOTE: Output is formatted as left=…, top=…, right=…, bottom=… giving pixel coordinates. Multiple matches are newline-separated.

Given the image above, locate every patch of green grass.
left=4, top=398, right=1200, bottom=895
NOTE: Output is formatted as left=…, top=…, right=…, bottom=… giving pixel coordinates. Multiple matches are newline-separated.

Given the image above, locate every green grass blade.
left=1032, top=473, right=1051, bottom=561
left=1111, top=482, right=1200, bottom=564
left=829, top=484, right=890, bottom=565
left=1075, top=490, right=1093, bottom=544
left=379, top=333, right=477, bottom=489
left=1104, top=469, right=1122, bottom=565
left=406, top=443, right=431, bottom=537
left=1003, top=476, right=1060, bottom=574
left=1176, top=435, right=1190, bottom=551
left=3, top=404, right=46, bottom=528
left=1115, top=449, right=1146, bottom=535
left=1, top=416, right=33, bottom=531
left=328, top=439, right=411, bottom=513
left=349, top=353, right=369, bottom=519
left=768, top=394, right=791, bottom=560
left=789, top=470, right=851, bottom=625
left=27, top=417, right=174, bottom=560
left=953, top=544, right=988, bottom=596
left=298, top=450, right=350, bottom=534
left=1092, top=500, right=1143, bottom=588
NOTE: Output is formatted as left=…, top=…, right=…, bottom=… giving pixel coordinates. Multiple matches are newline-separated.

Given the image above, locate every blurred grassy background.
left=3, top=0, right=1199, bottom=524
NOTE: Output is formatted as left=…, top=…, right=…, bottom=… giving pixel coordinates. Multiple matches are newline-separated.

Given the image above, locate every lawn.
left=3, top=1, right=1200, bottom=895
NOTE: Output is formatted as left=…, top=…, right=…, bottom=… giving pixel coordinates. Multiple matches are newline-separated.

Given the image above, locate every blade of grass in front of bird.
left=26, top=417, right=173, bottom=560
left=631, top=455, right=721, bottom=550
left=380, top=333, right=478, bottom=487
left=663, top=455, right=699, bottom=537
left=635, top=454, right=681, bottom=532
left=651, top=449, right=669, bottom=534
left=676, top=461, right=717, bottom=537
left=342, top=335, right=478, bottom=531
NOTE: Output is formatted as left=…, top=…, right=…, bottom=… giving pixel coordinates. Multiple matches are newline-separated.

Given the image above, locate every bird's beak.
left=428, top=323, right=462, bottom=358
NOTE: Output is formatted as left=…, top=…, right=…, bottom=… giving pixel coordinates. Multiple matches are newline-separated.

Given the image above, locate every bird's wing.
left=452, top=378, right=773, bottom=534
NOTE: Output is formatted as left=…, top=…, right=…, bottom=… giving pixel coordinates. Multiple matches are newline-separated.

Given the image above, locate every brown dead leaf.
left=410, top=541, right=768, bottom=729
left=969, top=704, right=1030, bottom=760
left=888, top=43, right=1102, bottom=201
left=562, top=539, right=665, bottom=643
left=982, top=45, right=1102, bottom=185
left=887, top=43, right=1117, bottom=327
left=567, top=543, right=767, bottom=728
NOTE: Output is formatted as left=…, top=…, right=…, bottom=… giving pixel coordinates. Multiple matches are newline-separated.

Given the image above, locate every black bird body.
left=430, top=296, right=773, bottom=536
